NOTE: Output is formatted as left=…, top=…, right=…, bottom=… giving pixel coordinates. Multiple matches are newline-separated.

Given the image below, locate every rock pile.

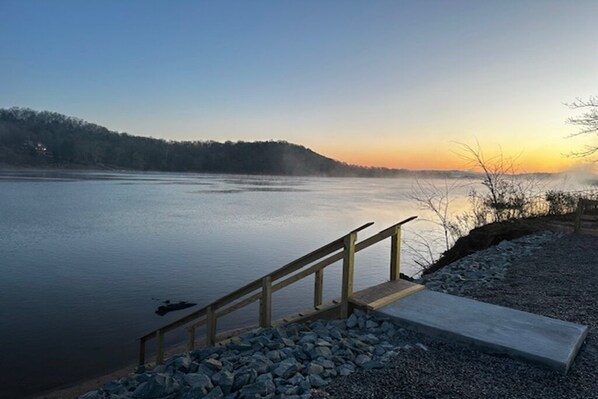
left=80, top=310, right=426, bottom=399
left=418, top=231, right=562, bottom=295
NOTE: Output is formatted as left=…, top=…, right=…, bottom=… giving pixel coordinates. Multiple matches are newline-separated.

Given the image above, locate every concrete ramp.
left=375, top=290, right=588, bottom=373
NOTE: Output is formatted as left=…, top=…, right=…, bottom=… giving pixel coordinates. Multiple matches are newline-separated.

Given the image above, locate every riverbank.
left=69, top=229, right=596, bottom=399
left=318, top=232, right=598, bottom=398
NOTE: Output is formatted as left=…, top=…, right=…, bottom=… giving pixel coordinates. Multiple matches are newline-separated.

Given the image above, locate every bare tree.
left=407, top=179, right=466, bottom=251
left=402, top=231, right=442, bottom=273
left=453, top=141, right=539, bottom=222
left=566, top=96, right=598, bottom=158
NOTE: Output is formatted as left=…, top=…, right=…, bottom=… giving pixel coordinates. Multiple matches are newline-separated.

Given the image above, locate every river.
left=0, top=169, right=574, bottom=397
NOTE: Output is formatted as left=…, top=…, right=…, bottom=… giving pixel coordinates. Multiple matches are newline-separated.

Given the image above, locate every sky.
left=1, top=0, right=597, bottom=172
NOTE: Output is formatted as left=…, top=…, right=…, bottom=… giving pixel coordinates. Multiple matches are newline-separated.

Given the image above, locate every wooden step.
left=272, top=301, right=341, bottom=327
left=350, top=280, right=425, bottom=310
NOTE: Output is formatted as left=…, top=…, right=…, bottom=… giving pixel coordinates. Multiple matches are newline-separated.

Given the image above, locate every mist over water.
left=0, top=170, right=589, bottom=397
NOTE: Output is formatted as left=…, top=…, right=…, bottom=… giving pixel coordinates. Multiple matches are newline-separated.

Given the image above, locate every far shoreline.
left=0, top=164, right=565, bottom=181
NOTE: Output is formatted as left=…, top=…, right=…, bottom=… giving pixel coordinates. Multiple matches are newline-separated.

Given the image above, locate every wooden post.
left=187, top=326, right=196, bottom=352
left=260, top=276, right=272, bottom=328
left=138, top=338, right=146, bottom=366
left=156, top=329, right=164, bottom=365
left=390, top=225, right=401, bottom=281
left=206, top=305, right=217, bottom=346
left=341, top=232, right=357, bottom=318
left=314, top=269, right=324, bottom=307
left=574, top=198, right=585, bottom=233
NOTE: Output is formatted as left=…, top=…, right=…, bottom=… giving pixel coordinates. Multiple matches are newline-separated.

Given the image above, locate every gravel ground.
left=317, top=233, right=598, bottom=399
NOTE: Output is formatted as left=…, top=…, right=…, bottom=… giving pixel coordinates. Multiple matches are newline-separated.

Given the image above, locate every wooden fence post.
left=574, top=199, right=585, bottom=233
left=187, top=326, right=196, bottom=352
left=341, top=232, right=357, bottom=318
left=156, top=329, right=164, bottom=365
left=390, top=225, right=401, bottom=281
left=206, top=305, right=217, bottom=346
left=314, top=269, right=324, bottom=308
left=138, top=338, right=146, bottom=367
left=259, top=276, right=272, bottom=328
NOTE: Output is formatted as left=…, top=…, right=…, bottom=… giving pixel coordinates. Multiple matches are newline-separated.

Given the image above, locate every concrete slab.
left=376, top=290, right=588, bottom=373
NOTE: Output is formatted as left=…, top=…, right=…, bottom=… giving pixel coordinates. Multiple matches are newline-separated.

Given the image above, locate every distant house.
left=35, top=142, right=48, bottom=155
left=22, top=140, right=52, bottom=157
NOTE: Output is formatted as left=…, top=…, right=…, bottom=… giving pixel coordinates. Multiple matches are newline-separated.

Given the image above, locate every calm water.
left=0, top=169, right=561, bottom=397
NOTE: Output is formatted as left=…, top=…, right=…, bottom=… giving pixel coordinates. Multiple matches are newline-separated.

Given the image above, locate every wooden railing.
left=574, top=198, right=598, bottom=233
left=138, top=216, right=417, bottom=366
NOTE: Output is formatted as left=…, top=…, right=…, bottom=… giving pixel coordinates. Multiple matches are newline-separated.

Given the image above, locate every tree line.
left=0, top=107, right=453, bottom=177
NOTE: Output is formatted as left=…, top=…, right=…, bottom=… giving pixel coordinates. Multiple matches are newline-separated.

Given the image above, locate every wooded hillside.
left=0, top=108, right=448, bottom=177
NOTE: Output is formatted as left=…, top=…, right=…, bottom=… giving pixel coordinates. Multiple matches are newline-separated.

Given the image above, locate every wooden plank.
left=206, top=250, right=342, bottom=323
left=189, top=316, right=208, bottom=330
left=156, top=330, right=164, bottom=365
left=390, top=226, right=401, bottom=281
left=314, top=269, right=324, bottom=307
left=274, top=251, right=342, bottom=292
left=138, top=219, right=415, bottom=346
left=139, top=307, right=208, bottom=340
left=271, top=301, right=340, bottom=327
left=350, top=280, right=425, bottom=310
left=341, top=232, right=357, bottom=318
left=355, top=216, right=417, bottom=253
left=138, top=227, right=357, bottom=340
left=260, top=276, right=272, bottom=328
left=193, top=260, right=338, bottom=328
left=268, top=222, right=373, bottom=282
left=574, top=199, right=584, bottom=233
left=138, top=338, right=146, bottom=366
left=187, top=326, right=196, bottom=352
left=349, top=221, right=375, bottom=234
left=206, top=306, right=217, bottom=346
left=365, top=284, right=425, bottom=310
left=212, top=222, right=373, bottom=310
left=213, top=293, right=261, bottom=320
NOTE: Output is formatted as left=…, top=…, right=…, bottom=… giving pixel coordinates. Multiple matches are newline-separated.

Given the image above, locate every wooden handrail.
left=182, top=217, right=416, bottom=331
left=355, top=216, right=416, bottom=252
left=139, top=222, right=373, bottom=341
left=138, top=218, right=417, bottom=365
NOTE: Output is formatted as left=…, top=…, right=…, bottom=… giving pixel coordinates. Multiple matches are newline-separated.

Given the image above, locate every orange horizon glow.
left=316, top=143, right=581, bottom=174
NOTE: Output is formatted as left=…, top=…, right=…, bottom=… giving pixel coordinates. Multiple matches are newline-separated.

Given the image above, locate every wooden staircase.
left=138, top=216, right=421, bottom=366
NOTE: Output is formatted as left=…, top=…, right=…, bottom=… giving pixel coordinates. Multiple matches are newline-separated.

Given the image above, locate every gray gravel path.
left=317, top=233, right=598, bottom=399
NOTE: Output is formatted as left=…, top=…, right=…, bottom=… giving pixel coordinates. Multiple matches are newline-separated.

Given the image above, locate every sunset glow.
left=320, top=145, right=575, bottom=173
left=1, top=1, right=597, bottom=173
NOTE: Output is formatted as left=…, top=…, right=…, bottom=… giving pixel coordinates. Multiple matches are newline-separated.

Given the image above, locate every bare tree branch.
left=565, top=96, right=598, bottom=158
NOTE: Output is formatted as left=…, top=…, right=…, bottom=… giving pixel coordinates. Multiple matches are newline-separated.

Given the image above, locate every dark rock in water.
left=155, top=301, right=196, bottom=316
